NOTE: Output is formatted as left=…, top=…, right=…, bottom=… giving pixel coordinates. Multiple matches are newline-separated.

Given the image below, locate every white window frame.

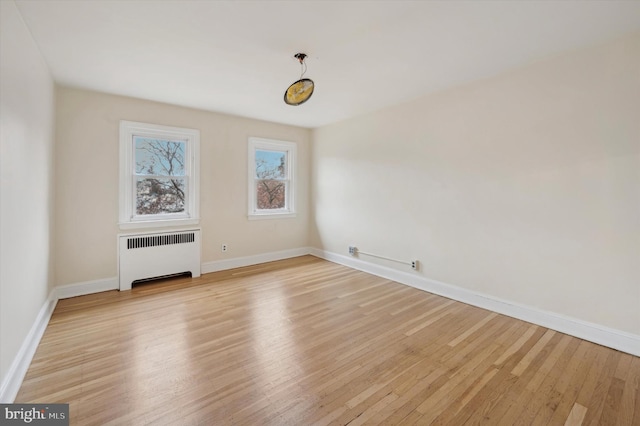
left=119, top=120, right=200, bottom=229
left=248, top=137, right=296, bottom=220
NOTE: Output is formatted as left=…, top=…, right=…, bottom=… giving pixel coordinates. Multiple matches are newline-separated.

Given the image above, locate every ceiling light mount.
left=284, top=52, right=314, bottom=106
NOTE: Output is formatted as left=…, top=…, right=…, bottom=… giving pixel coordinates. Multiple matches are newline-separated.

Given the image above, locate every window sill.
left=119, top=218, right=200, bottom=230
left=248, top=212, right=297, bottom=221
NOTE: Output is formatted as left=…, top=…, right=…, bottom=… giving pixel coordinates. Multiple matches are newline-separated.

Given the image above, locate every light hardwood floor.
left=17, top=256, right=640, bottom=425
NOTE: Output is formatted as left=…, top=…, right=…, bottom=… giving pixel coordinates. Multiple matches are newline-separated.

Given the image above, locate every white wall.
left=311, top=33, right=640, bottom=335
left=55, top=88, right=311, bottom=287
left=0, top=0, right=56, bottom=393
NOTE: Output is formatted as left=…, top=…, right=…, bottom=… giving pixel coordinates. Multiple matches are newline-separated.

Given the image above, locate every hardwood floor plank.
left=598, top=377, right=625, bottom=425
left=622, top=356, right=640, bottom=425
left=414, top=342, right=504, bottom=419
left=487, top=333, right=573, bottom=425
left=403, top=300, right=457, bottom=336
left=582, top=351, right=622, bottom=425
left=14, top=256, right=639, bottom=425
left=449, top=367, right=500, bottom=417
left=343, top=391, right=398, bottom=426
left=311, top=405, right=347, bottom=426
left=447, top=312, right=499, bottom=347
left=510, top=328, right=557, bottom=376
left=564, top=402, right=588, bottom=426
left=493, top=323, right=538, bottom=366
left=367, top=364, right=447, bottom=424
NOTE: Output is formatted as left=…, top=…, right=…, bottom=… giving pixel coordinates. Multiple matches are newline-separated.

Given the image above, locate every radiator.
left=118, top=229, right=201, bottom=291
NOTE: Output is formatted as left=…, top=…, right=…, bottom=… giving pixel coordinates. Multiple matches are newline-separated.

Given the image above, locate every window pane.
left=255, top=150, right=286, bottom=179
left=135, top=137, right=185, bottom=176
left=136, top=177, right=185, bottom=215
left=256, top=179, right=286, bottom=209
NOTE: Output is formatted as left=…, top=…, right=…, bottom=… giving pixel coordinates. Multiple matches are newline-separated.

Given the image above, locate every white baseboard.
left=201, top=247, right=312, bottom=274
left=53, top=248, right=314, bottom=300
left=0, top=292, right=57, bottom=403
left=4, top=246, right=635, bottom=404
left=310, top=248, right=640, bottom=357
left=53, top=277, right=118, bottom=300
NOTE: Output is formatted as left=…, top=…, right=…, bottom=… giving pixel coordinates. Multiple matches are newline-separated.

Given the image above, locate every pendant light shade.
left=284, top=53, right=314, bottom=106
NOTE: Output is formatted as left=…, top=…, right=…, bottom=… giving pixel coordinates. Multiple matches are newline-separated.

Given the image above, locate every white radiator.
left=118, top=229, right=201, bottom=291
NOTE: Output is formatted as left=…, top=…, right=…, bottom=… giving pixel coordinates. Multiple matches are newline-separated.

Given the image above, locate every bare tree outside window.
left=135, top=137, right=186, bottom=215
left=255, top=150, right=286, bottom=209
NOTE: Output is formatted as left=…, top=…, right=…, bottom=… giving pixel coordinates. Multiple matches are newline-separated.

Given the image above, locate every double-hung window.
left=119, top=121, right=199, bottom=229
left=248, top=137, right=296, bottom=219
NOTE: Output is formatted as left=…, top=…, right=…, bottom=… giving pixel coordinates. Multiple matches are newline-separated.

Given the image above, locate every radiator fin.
left=127, top=232, right=195, bottom=250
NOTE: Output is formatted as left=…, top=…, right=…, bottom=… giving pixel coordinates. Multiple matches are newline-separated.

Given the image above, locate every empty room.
left=1, top=0, right=639, bottom=424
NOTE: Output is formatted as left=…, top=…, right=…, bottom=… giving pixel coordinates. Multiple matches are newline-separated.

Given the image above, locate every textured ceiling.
left=14, top=0, right=640, bottom=128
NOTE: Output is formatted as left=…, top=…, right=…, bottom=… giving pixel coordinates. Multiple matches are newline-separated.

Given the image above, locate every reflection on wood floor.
left=17, top=256, right=640, bottom=425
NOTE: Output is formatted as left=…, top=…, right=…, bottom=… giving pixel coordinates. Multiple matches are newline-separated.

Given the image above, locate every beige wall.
left=311, top=33, right=640, bottom=335
left=0, top=1, right=56, bottom=389
left=55, top=88, right=311, bottom=286
left=3, top=6, right=637, bottom=388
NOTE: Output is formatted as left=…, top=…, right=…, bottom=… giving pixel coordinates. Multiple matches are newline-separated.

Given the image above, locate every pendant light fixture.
left=284, top=53, right=314, bottom=106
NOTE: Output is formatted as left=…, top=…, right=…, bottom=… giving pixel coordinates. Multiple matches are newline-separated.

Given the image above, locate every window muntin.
left=248, top=138, right=296, bottom=219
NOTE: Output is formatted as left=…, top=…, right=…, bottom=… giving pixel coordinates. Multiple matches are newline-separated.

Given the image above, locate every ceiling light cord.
left=300, top=60, right=307, bottom=79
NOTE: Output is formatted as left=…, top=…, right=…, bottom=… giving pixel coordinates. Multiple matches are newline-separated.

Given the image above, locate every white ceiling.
left=14, top=0, right=640, bottom=129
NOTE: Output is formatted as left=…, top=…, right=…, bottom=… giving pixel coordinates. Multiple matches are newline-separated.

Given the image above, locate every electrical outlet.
left=411, top=260, right=418, bottom=270
left=348, top=246, right=357, bottom=255
left=221, top=244, right=228, bottom=252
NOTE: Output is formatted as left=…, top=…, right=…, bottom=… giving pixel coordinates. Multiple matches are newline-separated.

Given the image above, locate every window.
left=248, top=137, right=296, bottom=219
left=119, top=121, right=199, bottom=229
